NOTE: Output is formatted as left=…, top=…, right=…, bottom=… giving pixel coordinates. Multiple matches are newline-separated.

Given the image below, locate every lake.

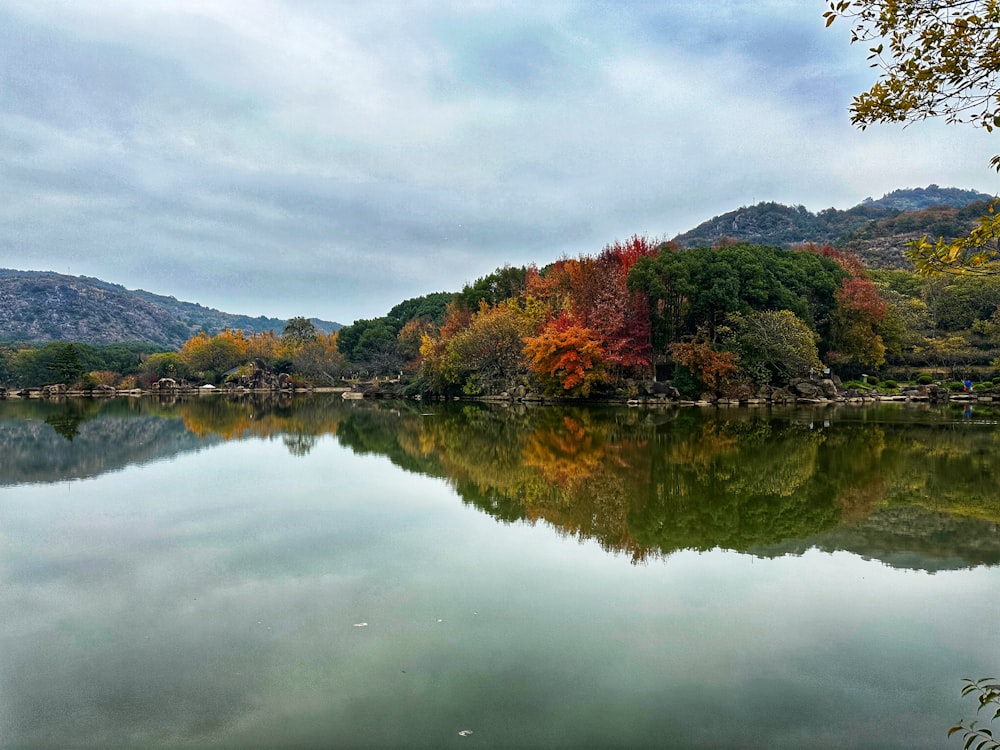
left=1, top=395, right=998, bottom=748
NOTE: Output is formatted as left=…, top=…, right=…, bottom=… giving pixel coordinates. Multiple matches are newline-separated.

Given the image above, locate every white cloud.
left=0, top=0, right=996, bottom=323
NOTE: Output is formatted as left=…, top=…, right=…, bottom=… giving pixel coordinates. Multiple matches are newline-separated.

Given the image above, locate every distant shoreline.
left=1, top=381, right=993, bottom=409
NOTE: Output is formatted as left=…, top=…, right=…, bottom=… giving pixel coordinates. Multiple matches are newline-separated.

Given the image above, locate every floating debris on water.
left=458, top=729, right=473, bottom=737
left=353, top=622, right=368, bottom=628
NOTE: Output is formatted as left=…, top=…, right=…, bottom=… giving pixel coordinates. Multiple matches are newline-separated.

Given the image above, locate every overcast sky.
left=2, top=1, right=997, bottom=324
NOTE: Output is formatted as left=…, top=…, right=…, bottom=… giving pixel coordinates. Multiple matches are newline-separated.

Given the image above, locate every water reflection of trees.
left=350, top=403, right=1000, bottom=567
left=6, top=396, right=999, bottom=565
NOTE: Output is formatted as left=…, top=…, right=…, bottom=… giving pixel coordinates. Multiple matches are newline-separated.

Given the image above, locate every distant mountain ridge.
left=671, top=185, right=993, bottom=256
left=3, top=186, right=993, bottom=348
left=0, top=269, right=340, bottom=348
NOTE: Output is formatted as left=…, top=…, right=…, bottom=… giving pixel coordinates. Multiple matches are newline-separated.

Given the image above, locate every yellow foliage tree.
left=179, top=329, right=250, bottom=378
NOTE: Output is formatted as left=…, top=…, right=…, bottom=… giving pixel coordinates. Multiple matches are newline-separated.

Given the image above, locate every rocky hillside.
left=0, top=269, right=340, bottom=348
left=672, top=185, right=993, bottom=268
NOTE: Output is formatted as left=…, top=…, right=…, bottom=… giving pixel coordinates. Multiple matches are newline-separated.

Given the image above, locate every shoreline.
left=0, top=382, right=994, bottom=408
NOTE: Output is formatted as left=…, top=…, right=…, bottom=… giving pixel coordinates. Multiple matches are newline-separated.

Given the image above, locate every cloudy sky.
left=2, top=1, right=997, bottom=324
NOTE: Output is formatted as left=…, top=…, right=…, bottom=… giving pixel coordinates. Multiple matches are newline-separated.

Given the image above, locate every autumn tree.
left=246, top=330, right=281, bottom=362
left=589, top=237, right=656, bottom=376
left=916, top=332, right=978, bottom=378
left=825, top=1, right=1000, bottom=275
left=438, top=300, right=535, bottom=395
left=396, top=318, right=434, bottom=365
left=667, top=337, right=739, bottom=395
left=524, top=237, right=657, bottom=379
left=419, top=302, right=473, bottom=394
left=179, top=329, right=250, bottom=381
left=523, top=313, right=609, bottom=397
left=828, top=277, right=888, bottom=368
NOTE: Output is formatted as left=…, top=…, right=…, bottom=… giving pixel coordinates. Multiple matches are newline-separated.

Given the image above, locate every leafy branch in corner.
left=949, top=677, right=1000, bottom=749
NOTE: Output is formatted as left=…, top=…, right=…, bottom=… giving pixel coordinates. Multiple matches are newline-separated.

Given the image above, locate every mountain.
left=3, top=186, right=992, bottom=349
left=671, top=186, right=994, bottom=264
left=0, top=269, right=340, bottom=348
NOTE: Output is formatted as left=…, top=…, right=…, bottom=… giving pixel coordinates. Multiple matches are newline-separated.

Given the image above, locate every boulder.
left=722, top=381, right=754, bottom=402
left=793, top=381, right=821, bottom=398
left=155, top=378, right=178, bottom=392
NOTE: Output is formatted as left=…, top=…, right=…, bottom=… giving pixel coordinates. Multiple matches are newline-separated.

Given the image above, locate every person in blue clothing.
left=964, top=379, right=973, bottom=392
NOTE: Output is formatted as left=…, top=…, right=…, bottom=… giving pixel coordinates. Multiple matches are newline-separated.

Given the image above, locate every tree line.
left=5, top=237, right=1000, bottom=396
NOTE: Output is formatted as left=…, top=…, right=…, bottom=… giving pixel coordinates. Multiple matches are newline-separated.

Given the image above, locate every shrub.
left=916, top=373, right=934, bottom=385
left=672, top=365, right=701, bottom=400
left=946, top=381, right=965, bottom=392
left=881, top=379, right=898, bottom=389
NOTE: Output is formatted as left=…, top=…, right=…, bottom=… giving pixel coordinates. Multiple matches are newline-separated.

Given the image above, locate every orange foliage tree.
left=525, top=235, right=657, bottom=379
left=523, top=313, right=609, bottom=397
left=668, top=339, right=739, bottom=393
left=829, top=276, right=888, bottom=368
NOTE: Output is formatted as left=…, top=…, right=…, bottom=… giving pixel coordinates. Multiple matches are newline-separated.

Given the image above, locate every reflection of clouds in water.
left=1, top=441, right=458, bottom=745
left=3, top=403, right=1000, bottom=746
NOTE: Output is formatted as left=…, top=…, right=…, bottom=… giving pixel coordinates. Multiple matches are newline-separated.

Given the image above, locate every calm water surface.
left=1, top=396, right=998, bottom=749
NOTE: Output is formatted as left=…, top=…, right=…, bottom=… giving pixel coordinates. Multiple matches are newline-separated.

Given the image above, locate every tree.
left=282, top=316, right=318, bottom=345
left=291, top=332, right=345, bottom=384
left=925, top=274, right=1000, bottom=330
left=667, top=338, right=739, bottom=394
left=628, top=247, right=695, bottom=354
left=335, top=317, right=402, bottom=373
left=825, top=1, right=1000, bottom=274
left=828, top=277, right=888, bottom=368
left=143, top=352, right=190, bottom=381
left=824, top=1, right=1000, bottom=142
left=441, top=300, right=535, bottom=395
left=724, top=310, right=822, bottom=385
left=387, top=291, right=455, bottom=326
left=50, top=343, right=85, bottom=384
left=0, top=346, right=11, bottom=385
left=523, top=313, right=609, bottom=397
left=179, top=329, right=249, bottom=380
left=454, top=265, right=529, bottom=311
